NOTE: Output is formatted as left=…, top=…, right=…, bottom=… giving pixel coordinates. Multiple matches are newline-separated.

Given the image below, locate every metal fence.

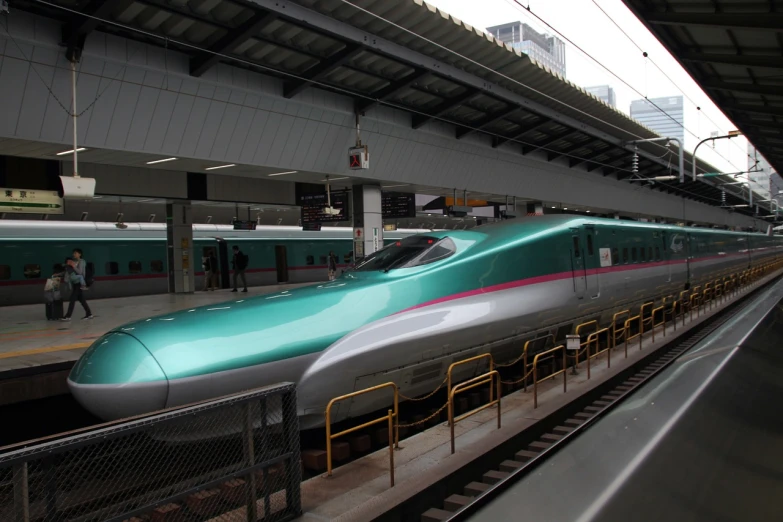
left=0, top=382, right=301, bottom=522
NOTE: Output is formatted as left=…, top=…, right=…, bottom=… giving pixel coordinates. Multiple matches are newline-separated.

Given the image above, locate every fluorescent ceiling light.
left=56, top=148, right=86, bottom=156
left=382, top=184, right=409, bottom=188
left=205, top=164, right=236, bottom=170
left=147, top=157, right=178, bottom=164
left=321, top=177, right=349, bottom=181
left=267, top=170, right=298, bottom=177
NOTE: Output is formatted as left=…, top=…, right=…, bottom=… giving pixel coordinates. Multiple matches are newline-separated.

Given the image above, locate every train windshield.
left=353, top=236, right=456, bottom=272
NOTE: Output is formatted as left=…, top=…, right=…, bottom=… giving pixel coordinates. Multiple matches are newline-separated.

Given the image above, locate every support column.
left=526, top=202, right=543, bottom=215
left=352, top=185, right=383, bottom=261
left=166, top=201, right=194, bottom=294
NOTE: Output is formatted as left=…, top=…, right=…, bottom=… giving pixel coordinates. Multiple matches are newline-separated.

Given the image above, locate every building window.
left=129, top=261, right=142, bottom=274
left=0, top=265, right=9, bottom=280
left=150, top=260, right=164, bottom=273
left=106, top=262, right=119, bottom=275
left=24, top=264, right=41, bottom=279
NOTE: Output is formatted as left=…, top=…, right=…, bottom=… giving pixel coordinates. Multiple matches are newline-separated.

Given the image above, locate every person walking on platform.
left=61, top=248, right=94, bottom=321
left=327, top=251, right=338, bottom=281
left=232, top=245, right=248, bottom=293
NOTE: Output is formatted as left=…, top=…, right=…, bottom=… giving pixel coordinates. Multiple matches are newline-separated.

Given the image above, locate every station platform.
left=0, top=282, right=317, bottom=405
left=290, top=269, right=783, bottom=522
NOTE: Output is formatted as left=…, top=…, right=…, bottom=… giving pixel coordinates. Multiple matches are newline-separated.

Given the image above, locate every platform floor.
left=0, top=282, right=318, bottom=374
left=291, top=270, right=782, bottom=522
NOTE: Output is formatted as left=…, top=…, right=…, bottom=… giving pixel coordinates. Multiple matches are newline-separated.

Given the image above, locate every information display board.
left=381, top=192, right=415, bottom=219
left=300, top=190, right=349, bottom=223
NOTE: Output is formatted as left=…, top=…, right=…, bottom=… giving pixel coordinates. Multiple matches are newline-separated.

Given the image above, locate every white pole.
left=71, top=60, right=79, bottom=178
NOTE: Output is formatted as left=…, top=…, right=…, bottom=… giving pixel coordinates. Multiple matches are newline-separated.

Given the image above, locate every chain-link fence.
left=0, top=382, right=301, bottom=522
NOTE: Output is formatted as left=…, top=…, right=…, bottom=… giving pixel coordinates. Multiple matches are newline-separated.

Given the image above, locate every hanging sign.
left=0, top=188, right=63, bottom=215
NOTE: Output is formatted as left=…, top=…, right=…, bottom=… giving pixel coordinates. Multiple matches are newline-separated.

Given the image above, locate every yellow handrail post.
left=449, top=370, right=501, bottom=454
left=521, top=334, right=555, bottom=393
left=533, top=345, right=566, bottom=409
left=447, top=353, right=494, bottom=425
left=325, top=382, right=399, bottom=481
left=612, top=310, right=629, bottom=350
left=387, top=409, right=394, bottom=487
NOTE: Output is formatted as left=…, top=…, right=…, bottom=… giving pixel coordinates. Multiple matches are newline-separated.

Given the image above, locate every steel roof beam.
left=644, top=12, right=783, bottom=30
left=524, top=130, right=578, bottom=156
left=680, top=52, right=783, bottom=68
left=492, top=118, right=550, bottom=148
left=411, top=89, right=480, bottom=129
left=246, top=0, right=677, bottom=173
left=547, top=138, right=593, bottom=162
left=456, top=108, right=518, bottom=139
left=283, top=45, right=363, bottom=99
left=702, top=80, right=783, bottom=97
left=61, top=0, right=136, bottom=61
left=357, top=69, right=429, bottom=113
left=190, top=12, right=278, bottom=77
left=569, top=146, right=614, bottom=168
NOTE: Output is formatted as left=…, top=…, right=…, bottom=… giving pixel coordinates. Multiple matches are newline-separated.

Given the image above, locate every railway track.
left=416, top=274, right=781, bottom=522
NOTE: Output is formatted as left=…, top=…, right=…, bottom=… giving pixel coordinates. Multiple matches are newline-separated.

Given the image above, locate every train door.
left=581, top=226, right=600, bottom=298
left=570, top=229, right=586, bottom=299
left=217, top=239, right=230, bottom=289
left=275, top=245, right=289, bottom=283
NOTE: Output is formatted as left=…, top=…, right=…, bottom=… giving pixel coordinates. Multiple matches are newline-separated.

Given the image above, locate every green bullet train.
left=68, top=215, right=783, bottom=428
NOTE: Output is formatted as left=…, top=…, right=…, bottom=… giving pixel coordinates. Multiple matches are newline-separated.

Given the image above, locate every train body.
left=66, top=215, right=783, bottom=429
left=0, top=221, right=426, bottom=306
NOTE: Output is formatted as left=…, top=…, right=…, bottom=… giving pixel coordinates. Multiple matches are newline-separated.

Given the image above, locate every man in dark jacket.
left=232, top=245, right=248, bottom=292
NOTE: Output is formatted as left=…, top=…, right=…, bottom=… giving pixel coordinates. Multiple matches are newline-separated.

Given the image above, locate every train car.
left=67, top=215, right=783, bottom=429
left=0, top=221, right=428, bottom=306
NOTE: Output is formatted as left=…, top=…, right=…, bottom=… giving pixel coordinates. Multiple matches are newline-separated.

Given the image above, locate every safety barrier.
left=585, top=327, right=612, bottom=376
left=520, top=334, right=556, bottom=392
left=612, top=310, right=630, bottom=349
left=624, top=313, right=642, bottom=355
left=325, top=383, right=399, bottom=486
left=651, top=303, right=666, bottom=342
left=447, top=353, right=494, bottom=424
left=640, top=301, right=654, bottom=334
left=533, top=345, right=567, bottom=408
left=449, top=370, right=501, bottom=454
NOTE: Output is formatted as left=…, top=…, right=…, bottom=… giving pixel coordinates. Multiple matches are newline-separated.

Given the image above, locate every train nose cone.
left=67, top=332, right=168, bottom=421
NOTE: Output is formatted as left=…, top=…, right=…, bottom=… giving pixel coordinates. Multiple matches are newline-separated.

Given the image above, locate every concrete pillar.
left=351, top=185, right=383, bottom=261
left=166, top=201, right=194, bottom=294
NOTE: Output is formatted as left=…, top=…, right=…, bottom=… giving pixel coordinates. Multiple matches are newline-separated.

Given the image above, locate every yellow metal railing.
left=533, top=345, right=567, bottom=409
left=324, top=382, right=399, bottom=485
left=640, top=302, right=654, bottom=332
left=448, top=370, right=501, bottom=454
left=612, top=310, right=629, bottom=349
left=447, top=353, right=493, bottom=424
left=585, top=327, right=611, bottom=376
left=521, top=334, right=555, bottom=392
left=651, top=304, right=666, bottom=342
left=624, top=314, right=642, bottom=355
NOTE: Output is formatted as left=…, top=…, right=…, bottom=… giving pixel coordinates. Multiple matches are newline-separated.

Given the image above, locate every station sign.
left=382, top=192, right=415, bottom=218
left=0, top=188, right=63, bottom=215
left=233, top=220, right=257, bottom=230
left=300, top=190, right=349, bottom=223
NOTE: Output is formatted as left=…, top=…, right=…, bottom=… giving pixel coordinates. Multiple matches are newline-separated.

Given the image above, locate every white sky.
left=422, top=0, right=754, bottom=175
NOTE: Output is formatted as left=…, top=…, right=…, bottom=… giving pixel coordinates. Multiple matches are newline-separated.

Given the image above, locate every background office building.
left=747, top=143, right=778, bottom=202
left=487, top=21, right=566, bottom=77
left=630, top=96, right=685, bottom=144
left=584, top=85, right=616, bottom=108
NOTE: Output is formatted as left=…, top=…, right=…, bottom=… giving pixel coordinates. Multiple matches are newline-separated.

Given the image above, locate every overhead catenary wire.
left=16, top=0, right=759, bottom=208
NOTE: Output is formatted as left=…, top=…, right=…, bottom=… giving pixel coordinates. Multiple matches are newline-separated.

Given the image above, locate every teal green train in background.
left=66, top=216, right=783, bottom=429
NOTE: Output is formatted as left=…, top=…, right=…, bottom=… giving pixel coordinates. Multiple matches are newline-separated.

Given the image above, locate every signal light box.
left=348, top=145, right=369, bottom=170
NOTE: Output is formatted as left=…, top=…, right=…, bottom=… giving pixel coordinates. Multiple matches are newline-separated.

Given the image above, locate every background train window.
left=631, top=247, right=637, bottom=262
left=150, top=260, right=164, bottom=273
left=586, top=235, right=594, bottom=256
left=129, top=261, right=142, bottom=274
left=612, top=248, right=619, bottom=265
left=105, top=262, right=119, bottom=275
left=24, top=264, right=41, bottom=279
left=572, top=237, right=580, bottom=258
left=0, top=265, right=10, bottom=280
left=319, top=255, right=327, bottom=265
left=655, top=246, right=661, bottom=260
left=306, top=255, right=314, bottom=265
left=640, top=247, right=646, bottom=262
left=622, top=248, right=628, bottom=264
left=648, top=247, right=653, bottom=261
left=343, top=253, right=351, bottom=263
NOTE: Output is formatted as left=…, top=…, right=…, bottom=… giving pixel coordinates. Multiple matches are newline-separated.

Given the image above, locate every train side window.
left=106, top=262, right=119, bottom=275
left=586, top=235, right=594, bottom=256
left=0, top=265, right=9, bottom=280
left=648, top=247, right=653, bottom=261
left=622, top=248, right=628, bottom=264
left=611, top=248, right=619, bottom=265
left=655, top=246, right=661, bottom=260
left=306, top=255, right=314, bottom=266
left=319, top=255, right=327, bottom=265
left=573, top=237, right=580, bottom=258
left=631, top=247, right=637, bottom=262
left=24, top=264, right=41, bottom=279
left=640, top=247, right=646, bottom=262
left=129, top=261, right=142, bottom=274
left=150, top=260, right=164, bottom=273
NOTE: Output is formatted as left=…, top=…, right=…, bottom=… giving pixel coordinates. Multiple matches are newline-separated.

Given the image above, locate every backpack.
left=84, top=262, right=95, bottom=287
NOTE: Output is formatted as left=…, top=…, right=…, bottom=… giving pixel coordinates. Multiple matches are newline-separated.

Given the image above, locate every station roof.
left=13, top=0, right=777, bottom=218
left=622, top=0, right=783, bottom=185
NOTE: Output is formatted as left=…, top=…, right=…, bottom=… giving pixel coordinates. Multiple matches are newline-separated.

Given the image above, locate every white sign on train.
left=599, top=247, right=612, bottom=267
left=0, top=188, right=64, bottom=215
